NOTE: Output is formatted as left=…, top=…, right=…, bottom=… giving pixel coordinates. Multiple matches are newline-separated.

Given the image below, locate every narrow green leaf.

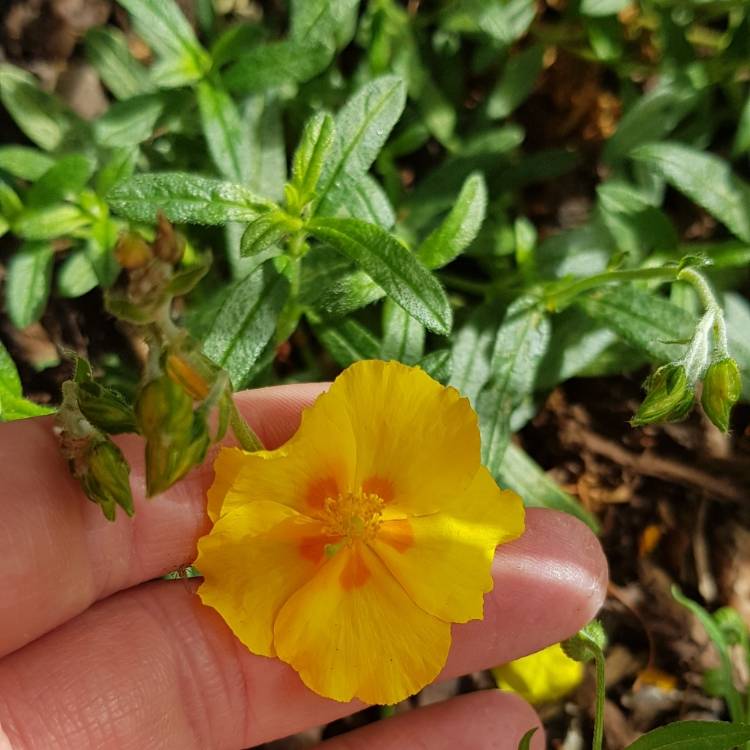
left=623, top=721, right=750, bottom=750
left=0, top=390, right=55, bottom=421
left=579, top=285, right=695, bottom=363
left=0, top=64, right=82, bottom=151
left=12, top=205, right=90, bottom=241
left=0, top=339, right=22, bottom=397
left=116, top=0, right=209, bottom=85
left=108, top=173, right=270, bottom=225
left=0, top=146, right=55, bottom=180
left=95, top=147, right=138, bottom=196
left=516, top=727, right=537, bottom=750
left=197, top=80, right=251, bottom=183
left=94, top=94, right=164, bottom=148
left=0, top=180, right=22, bottom=220
left=223, top=40, right=330, bottom=94
left=291, top=112, right=335, bottom=202
left=487, top=45, right=544, bottom=120
left=500, top=442, right=600, bottom=532
left=308, top=217, right=452, bottom=335
left=419, top=348, right=452, bottom=382
left=581, top=0, right=629, bottom=16
left=478, top=298, right=550, bottom=474
left=333, top=174, right=395, bottom=229
left=241, top=211, right=297, bottom=257
left=604, top=77, right=700, bottom=163
left=203, top=262, right=289, bottom=388
left=290, top=0, right=359, bottom=51
left=671, top=588, right=744, bottom=723
left=313, top=317, right=380, bottom=368
left=26, top=155, right=95, bottom=207
left=632, top=142, right=750, bottom=243
left=417, top=172, right=487, bottom=269
left=5, top=242, right=54, bottom=328
left=443, top=0, right=535, bottom=46
left=316, top=76, right=407, bottom=215
left=244, top=95, right=286, bottom=201
left=57, top=250, right=98, bottom=298
left=450, top=306, right=498, bottom=404
left=85, top=27, right=152, bottom=100
left=210, top=24, right=265, bottom=68
left=381, top=298, right=425, bottom=365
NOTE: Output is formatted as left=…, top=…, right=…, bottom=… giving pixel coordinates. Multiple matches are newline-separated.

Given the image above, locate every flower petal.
left=371, top=467, right=525, bottom=623
left=196, top=500, right=331, bottom=657
left=273, top=542, right=451, bottom=704
left=222, top=388, right=358, bottom=517
left=329, top=360, right=480, bottom=514
left=206, top=446, right=248, bottom=522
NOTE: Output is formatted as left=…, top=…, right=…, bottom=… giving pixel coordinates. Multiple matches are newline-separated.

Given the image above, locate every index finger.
left=0, top=383, right=327, bottom=658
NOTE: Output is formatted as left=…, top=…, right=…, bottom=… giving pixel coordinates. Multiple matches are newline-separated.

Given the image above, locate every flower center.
left=320, top=490, right=385, bottom=544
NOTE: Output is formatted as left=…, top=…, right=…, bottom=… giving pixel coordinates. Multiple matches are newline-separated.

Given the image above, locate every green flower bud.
left=701, top=358, right=741, bottom=433
left=561, top=620, right=608, bottom=663
left=135, top=375, right=193, bottom=437
left=77, top=381, right=137, bottom=434
left=81, top=439, right=134, bottom=520
left=631, top=364, right=695, bottom=427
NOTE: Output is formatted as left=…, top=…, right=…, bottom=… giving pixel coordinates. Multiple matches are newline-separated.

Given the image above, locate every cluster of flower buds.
left=56, top=217, right=239, bottom=520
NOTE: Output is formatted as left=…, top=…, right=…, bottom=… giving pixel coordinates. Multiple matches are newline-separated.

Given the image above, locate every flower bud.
left=153, top=212, right=185, bottom=264
left=82, top=439, right=134, bottom=520
left=166, top=353, right=211, bottom=400
left=631, top=364, right=695, bottom=426
left=701, top=358, right=741, bottom=432
left=135, top=375, right=193, bottom=437
left=77, top=381, right=137, bottom=434
left=561, top=620, right=608, bottom=663
left=115, top=232, right=153, bottom=269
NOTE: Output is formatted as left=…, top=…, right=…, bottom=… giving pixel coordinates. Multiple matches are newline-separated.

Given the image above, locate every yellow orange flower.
left=195, top=360, right=525, bottom=705
left=493, top=643, right=584, bottom=705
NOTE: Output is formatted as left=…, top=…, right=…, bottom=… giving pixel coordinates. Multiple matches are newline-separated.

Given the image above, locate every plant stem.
left=678, top=267, right=730, bottom=359
left=592, top=648, right=606, bottom=750
left=229, top=401, right=264, bottom=451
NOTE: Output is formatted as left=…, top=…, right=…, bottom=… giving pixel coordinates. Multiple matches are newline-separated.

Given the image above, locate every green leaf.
left=85, top=27, right=152, bottom=100
left=0, top=146, right=55, bottom=180
left=381, top=298, right=425, bottom=365
left=93, top=94, right=164, bottom=148
left=57, top=250, right=98, bottom=298
left=95, top=147, right=138, bottom=196
left=671, top=588, right=744, bottom=723
left=487, top=44, right=544, bottom=120
left=500, top=442, right=600, bottom=532
left=244, top=95, right=286, bottom=201
left=197, top=80, right=251, bottom=183
left=579, top=284, right=695, bottom=363
left=0, top=180, right=22, bottom=220
left=316, top=76, right=407, bottom=215
left=290, top=112, right=335, bottom=204
left=450, top=306, right=498, bottom=404
left=0, top=339, right=22, bottom=397
left=108, top=173, right=270, bottom=225
left=477, top=298, right=550, bottom=475
left=419, top=348, right=452, bottom=382
left=604, top=75, right=700, bottom=163
left=331, top=174, right=396, bottom=229
left=5, top=241, right=54, bottom=328
left=116, top=0, right=210, bottom=86
left=12, top=204, right=90, bottom=240
left=581, top=0, right=630, bottom=16
left=517, top=727, right=537, bottom=750
left=241, top=211, right=298, bottom=257
left=308, top=217, right=452, bottom=335
left=290, top=0, right=359, bottom=51
left=203, top=261, right=289, bottom=388
left=632, top=143, right=750, bottom=243
left=443, top=0, right=535, bottom=46
left=0, top=64, right=82, bottom=152
left=417, top=172, right=487, bottom=269
left=26, top=155, right=95, bottom=207
left=313, top=317, right=380, bottom=368
left=623, top=721, right=750, bottom=750
left=223, top=40, right=330, bottom=94
left=210, top=24, right=265, bottom=68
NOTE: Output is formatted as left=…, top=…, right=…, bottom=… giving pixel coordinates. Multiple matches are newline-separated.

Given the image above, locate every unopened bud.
left=153, top=212, right=184, bottom=264
left=135, top=375, right=193, bottom=436
left=77, top=381, right=137, bottom=434
left=166, top=353, right=211, bottom=400
left=631, top=364, right=695, bottom=426
left=82, top=439, right=134, bottom=520
left=561, top=620, right=607, bottom=663
left=701, top=358, right=741, bottom=432
left=115, top=232, right=153, bottom=269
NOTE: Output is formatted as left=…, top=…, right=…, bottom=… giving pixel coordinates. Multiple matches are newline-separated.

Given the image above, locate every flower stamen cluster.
left=319, top=490, right=385, bottom=543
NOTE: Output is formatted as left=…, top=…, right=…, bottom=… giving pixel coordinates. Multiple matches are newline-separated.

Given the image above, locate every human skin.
left=0, top=383, right=608, bottom=749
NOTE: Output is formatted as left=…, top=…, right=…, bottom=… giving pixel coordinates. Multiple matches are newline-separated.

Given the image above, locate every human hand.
left=0, top=383, right=607, bottom=749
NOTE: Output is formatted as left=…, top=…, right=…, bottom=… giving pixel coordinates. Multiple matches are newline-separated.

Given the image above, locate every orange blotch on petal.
left=339, top=547, right=371, bottom=590
left=298, top=533, right=340, bottom=564
left=306, top=476, right=339, bottom=511
left=378, top=518, right=414, bottom=553
left=362, top=475, right=395, bottom=503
